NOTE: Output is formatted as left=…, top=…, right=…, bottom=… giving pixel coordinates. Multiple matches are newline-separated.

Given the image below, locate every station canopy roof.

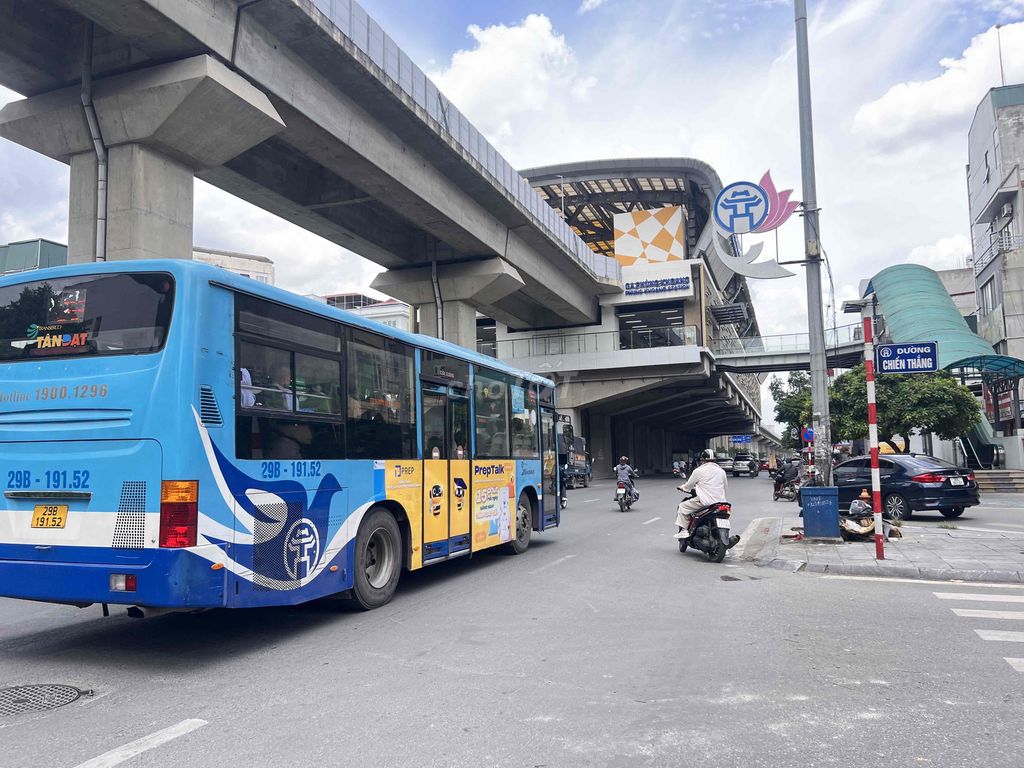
left=522, top=158, right=723, bottom=258
left=864, top=264, right=1024, bottom=378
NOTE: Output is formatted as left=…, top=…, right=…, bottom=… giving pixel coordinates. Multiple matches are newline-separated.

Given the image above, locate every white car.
left=730, top=453, right=759, bottom=477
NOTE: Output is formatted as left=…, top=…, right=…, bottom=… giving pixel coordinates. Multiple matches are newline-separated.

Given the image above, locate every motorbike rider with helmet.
left=774, top=458, right=799, bottom=500
left=674, top=449, right=728, bottom=540
left=612, top=456, right=639, bottom=502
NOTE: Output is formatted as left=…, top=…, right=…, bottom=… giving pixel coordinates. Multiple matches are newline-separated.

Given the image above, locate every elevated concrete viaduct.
left=0, top=0, right=618, bottom=347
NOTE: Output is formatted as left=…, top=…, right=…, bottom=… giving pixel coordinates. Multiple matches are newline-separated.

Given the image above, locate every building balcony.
left=973, top=232, right=1024, bottom=276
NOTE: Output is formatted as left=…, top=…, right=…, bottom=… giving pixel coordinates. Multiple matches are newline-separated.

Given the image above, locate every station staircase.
left=973, top=471, right=1024, bottom=494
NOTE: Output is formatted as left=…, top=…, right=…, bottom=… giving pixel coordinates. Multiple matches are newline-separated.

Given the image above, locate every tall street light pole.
left=794, top=0, right=832, bottom=484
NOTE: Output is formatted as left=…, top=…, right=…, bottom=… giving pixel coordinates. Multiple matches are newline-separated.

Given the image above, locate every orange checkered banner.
left=613, top=205, right=693, bottom=299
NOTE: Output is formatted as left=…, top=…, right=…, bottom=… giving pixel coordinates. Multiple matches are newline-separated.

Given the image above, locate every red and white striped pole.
left=863, top=316, right=884, bottom=560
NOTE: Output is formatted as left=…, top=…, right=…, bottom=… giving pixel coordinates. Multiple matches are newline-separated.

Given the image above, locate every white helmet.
left=701, top=449, right=715, bottom=462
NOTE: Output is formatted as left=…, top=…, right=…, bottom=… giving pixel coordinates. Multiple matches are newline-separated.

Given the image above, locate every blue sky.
left=1, top=0, right=1023, bottom=340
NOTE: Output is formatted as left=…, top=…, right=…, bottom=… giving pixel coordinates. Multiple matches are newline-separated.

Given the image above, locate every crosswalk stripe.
left=934, top=592, right=1024, bottom=603
left=974, top=629, right=1024, bottom=642
left=952, top=608, right=1024, bottom=620
left=1005, top=658, right=1024, bottom=672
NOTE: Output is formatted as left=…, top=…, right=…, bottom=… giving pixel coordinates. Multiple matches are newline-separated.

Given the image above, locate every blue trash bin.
left=800, top=486, right=840, bottom=539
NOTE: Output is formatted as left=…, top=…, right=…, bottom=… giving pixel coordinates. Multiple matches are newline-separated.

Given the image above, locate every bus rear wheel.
left=504, top=494, right=533, bottom=555
left=352, top=507, right=402, bottom=610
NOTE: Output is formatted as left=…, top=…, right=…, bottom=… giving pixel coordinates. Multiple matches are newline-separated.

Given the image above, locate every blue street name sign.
left=730, top=435, right=752, bottom=444
left=875, top=341, right=939, bottom=374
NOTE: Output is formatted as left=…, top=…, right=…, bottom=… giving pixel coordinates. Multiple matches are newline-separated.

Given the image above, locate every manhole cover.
left=0, top=685, right=85, bottom=716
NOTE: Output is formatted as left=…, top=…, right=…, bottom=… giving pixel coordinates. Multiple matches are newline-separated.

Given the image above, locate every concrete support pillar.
left=70, top=144, right=194, bottom=262
left=68, top=152, right=99, bottom=264
left=0, top=55, right=285, bottom=262
left=416, top=299, right=478, bottom=351
left=372, top=257, right=525, bottom=350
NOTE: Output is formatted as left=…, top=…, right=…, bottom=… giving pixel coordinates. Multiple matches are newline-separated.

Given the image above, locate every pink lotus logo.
left=752, top=171, right=799, bottom=233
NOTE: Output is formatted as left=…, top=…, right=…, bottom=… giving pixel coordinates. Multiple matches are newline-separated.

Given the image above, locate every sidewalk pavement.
left=737, top=516, right=1024, bottom=583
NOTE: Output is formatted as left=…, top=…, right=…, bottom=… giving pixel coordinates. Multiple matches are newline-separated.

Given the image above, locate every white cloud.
left=428, top=14, right=596, bottom=158
left=853, top=22, right=1024, bottom=149
left=193, top=182, right=384, bottom=299
left=906, top=233, right=972, bottom=270
left=983, top=1, right=1024, bottom=21
left=578, top=0, right=607, bottom=13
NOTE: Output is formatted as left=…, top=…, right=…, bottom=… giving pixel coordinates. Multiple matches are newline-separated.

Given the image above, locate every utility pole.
left=794, top=0, right=832, bottom=484
left=996, top=24, right=1006, bottom=87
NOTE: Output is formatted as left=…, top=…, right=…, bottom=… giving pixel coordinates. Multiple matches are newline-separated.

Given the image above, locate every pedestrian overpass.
left=709, top=323, right=864, bottom=373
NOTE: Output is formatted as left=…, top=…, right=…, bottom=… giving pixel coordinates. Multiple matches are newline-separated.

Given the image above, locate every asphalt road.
left=2, top=474, right=1023, bottom=767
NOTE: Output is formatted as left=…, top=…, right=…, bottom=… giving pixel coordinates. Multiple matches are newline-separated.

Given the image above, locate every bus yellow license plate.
left=31, top=505, right=68, bottom=529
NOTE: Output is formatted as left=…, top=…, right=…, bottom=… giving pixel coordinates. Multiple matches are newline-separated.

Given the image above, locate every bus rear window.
left=0, top=272, right=174, bottom=361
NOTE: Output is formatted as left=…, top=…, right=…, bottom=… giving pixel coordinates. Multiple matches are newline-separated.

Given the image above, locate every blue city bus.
left=0, top=260, right=561, bottom=613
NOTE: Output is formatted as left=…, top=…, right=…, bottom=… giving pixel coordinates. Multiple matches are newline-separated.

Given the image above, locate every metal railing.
left=973, top=232, right=1024, bottom=276
left=306, top=0, right=620, bottom=282
left=708, top=323, right=861, bottom=356
left=487, top=325, right=701, bottom=359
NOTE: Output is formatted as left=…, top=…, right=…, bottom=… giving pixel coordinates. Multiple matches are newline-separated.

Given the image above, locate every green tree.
left=768, top=371, right=811, bottom=449
left=829, top=364, right=981, bottom=452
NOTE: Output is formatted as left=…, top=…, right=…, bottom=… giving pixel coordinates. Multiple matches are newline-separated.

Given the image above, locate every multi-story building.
left=967, top=84, right=1024, bottom=436
left=0, top=238, right=69, bottom=275
left=968, top=84, right=1024, bottom=356
left=191, top=247, right=274, bottom=285
left=319, top=292, right=413, bottom=332
left=0, top=240, right=275, bottom=285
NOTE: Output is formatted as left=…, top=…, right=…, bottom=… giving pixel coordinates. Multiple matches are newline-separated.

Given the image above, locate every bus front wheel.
left=352, top=507, right=402, bottom=610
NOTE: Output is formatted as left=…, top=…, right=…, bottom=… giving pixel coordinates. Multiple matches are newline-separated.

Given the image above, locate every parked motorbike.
left=678, top=500, right=739, bottom=562
left=614, top=480, right=639, bottom=512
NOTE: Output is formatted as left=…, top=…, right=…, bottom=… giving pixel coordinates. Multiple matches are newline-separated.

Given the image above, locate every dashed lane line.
left=641, top=517, right=661, bottom=525
left=73, top=719, right=208, bottom=768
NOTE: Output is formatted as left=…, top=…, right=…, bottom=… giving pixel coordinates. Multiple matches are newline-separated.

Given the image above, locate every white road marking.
left=974, top=629, right=1024, bottom=642
left=952, top=608, right=1024, bottom=620
left=1004, top=658, right=1024, bottom=672
left=73, top=719, right=207, bottom=768
left=530, top=554, right=576, bottom=574
left=822, top=575, right=1024, bottom=589
left=641, top=516, right=661, bottom=525
left=935, top=592, right=1024, bottom=603
left=909, top=524, right=1024, bottom=535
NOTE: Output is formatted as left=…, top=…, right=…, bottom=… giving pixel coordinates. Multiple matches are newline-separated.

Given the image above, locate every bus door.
left=421, top=386, right=471, bottom=562
left=541, top=407, right=559, bottom=527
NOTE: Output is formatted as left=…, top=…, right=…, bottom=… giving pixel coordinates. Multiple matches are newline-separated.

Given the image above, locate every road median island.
left=737, top=515, right=1024, bottom=583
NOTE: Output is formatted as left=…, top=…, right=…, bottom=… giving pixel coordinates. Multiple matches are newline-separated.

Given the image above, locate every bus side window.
left=511, top=383, right=538, bottom=458
left=474, top=370, right=509, bottom=459
left=238, top=342, right=293, bottom=412
left=347, top=331, right=416, bottom=460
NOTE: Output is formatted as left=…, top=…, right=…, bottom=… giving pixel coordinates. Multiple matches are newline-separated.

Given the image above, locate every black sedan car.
left=832, top=454, right=979, bottom=520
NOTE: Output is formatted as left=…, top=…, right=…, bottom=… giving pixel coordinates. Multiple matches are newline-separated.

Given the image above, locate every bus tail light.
left=160, top=480, right=198, bottom=548
left=110, top=574, right=137, bottom=592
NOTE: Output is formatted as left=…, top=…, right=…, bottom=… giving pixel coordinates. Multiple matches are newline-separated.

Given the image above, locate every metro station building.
left=479, top=159, right=767, bottom=477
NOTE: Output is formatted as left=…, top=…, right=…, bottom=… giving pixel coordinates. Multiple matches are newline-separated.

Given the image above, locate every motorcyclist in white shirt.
left=673, top=449, right=728, bottom=540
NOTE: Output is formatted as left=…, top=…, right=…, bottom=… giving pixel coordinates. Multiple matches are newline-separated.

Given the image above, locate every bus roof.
left=0, top=259, right=555, bottom=388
